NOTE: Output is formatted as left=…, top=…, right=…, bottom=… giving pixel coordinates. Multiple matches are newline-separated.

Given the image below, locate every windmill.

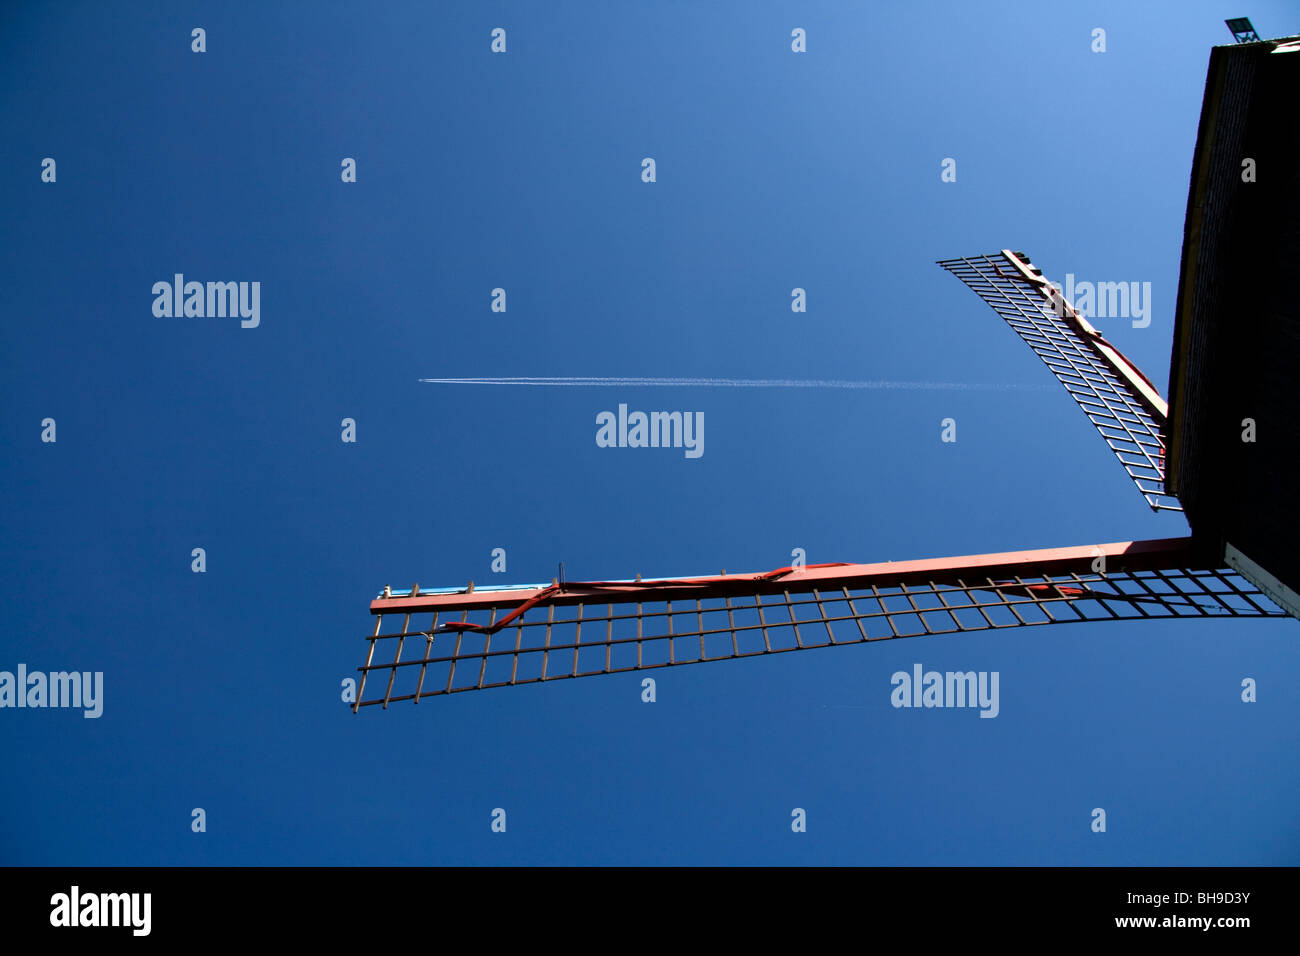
left=352, top=32, right=1300, bottom=711
left=350, top=247, right=1289, bottom=711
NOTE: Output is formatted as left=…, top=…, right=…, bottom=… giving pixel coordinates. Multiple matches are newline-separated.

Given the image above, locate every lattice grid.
left=938, top=252, right=1181, bottom=512
left=355, top=564, right=1278, bottom=708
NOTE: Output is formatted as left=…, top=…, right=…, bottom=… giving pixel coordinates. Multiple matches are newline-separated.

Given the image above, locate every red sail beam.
left=371, top=539, right=1197, bottom=616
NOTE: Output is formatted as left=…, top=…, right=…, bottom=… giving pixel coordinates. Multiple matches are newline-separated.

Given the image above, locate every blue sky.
left=2, top=0, right=1298, bottom=865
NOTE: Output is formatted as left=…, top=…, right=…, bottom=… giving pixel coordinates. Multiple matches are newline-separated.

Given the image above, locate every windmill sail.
left=353, top=539, right=1279, bottom=709
left=352, top=252, right=1282, bottom=711
left=937, top=251, right=1180, bottom=512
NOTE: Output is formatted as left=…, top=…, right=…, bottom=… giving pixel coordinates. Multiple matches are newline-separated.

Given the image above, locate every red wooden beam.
left=371, top=537, right=1200, bottom=615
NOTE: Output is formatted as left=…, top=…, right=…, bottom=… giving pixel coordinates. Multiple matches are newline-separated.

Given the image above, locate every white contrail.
left=419, top=376, right=1052, bottom=391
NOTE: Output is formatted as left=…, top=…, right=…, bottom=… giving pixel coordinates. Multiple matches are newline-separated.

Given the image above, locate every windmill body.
left=353, top=33, right=1300, bottom=711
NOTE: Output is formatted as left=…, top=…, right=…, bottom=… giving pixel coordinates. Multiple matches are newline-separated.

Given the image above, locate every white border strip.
left=1224, top=542, right=1300, bottom=619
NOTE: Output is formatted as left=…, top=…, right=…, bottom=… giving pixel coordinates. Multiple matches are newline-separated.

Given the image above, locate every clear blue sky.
left=2, top=1, right=1298, bottom=865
